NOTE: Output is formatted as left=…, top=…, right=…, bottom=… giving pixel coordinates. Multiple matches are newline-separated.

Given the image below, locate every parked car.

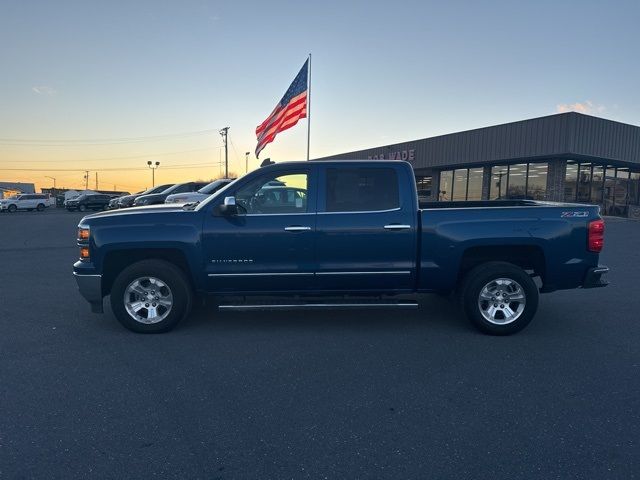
left=133, top=181, right=209, bottom=206
left=117, top=184, right=174, bottom=208
left=165, top=178, right=236, bottom=204
left=0, top=194, right=51, bottom=213
left=66, top=194, right=112, bottom=212
left=73, top=160, right=609, bottom=335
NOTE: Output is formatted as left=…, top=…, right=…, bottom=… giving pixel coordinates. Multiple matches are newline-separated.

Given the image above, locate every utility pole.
left=219, top=127, right=229, bottom=178
left=245, top=152, right=250, bottom=174
left=84, top=171, right=89, bottom=190
left=95, top=172, right=99, bottom=191
left=45, top=176, right=56, bottom=189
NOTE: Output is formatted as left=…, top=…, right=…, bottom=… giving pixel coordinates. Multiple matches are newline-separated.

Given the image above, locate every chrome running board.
left=218, top=302, right=418, bottom=311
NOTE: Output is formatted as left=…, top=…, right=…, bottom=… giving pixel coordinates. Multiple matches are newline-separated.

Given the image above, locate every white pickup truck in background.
left=0, top=194, right=55, bottom=213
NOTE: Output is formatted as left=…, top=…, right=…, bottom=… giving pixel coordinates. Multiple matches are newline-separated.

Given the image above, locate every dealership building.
left=316, top=112, right=640, bottom=218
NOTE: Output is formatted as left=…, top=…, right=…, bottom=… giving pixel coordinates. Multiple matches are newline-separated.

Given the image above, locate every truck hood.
left=81, top=203, right=189, bottom=220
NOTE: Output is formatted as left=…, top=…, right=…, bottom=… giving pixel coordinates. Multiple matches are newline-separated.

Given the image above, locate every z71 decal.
left=561, top=211, right=589, bottom=218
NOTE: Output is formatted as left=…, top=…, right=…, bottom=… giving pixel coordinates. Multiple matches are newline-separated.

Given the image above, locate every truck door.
left=202, top=168, right=317, bottom=293
left=315, top=165, right=417, bottom=292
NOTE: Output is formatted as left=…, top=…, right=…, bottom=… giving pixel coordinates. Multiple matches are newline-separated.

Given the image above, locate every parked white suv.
left=0, top=194, right=52, bottom=213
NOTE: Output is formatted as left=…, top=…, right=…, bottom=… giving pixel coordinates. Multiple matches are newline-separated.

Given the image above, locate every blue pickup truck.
left=73, top=160, right=608, bottom=335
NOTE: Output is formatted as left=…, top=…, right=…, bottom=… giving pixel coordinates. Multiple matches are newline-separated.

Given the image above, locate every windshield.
left=144, top=184, right=174, bottom=195
left=198, top=179, right=235, bottom=194
left=194, top=178, right=237, bottom=211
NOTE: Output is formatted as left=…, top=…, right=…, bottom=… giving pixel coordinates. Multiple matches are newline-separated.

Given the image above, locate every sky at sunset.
left=1, top=0, right=639, bottom=193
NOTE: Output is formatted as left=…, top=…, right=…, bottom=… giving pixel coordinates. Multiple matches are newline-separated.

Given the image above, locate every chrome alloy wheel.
left=477, top=278, right=526, bottom=325
left=123, top=276, right=173, bottom=324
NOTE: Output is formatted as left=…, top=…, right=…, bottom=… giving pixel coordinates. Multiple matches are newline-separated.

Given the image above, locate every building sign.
left=368, top=149, right=416, bottom=162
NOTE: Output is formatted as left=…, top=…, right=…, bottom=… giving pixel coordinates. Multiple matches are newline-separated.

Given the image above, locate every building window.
left=467, top=168, right=483, bottom=201
left=416, top=176, right=432, bottom=201
left=439, top=170, right=453, bottom=201
left=507, top=164, right=527, bottom=199
left=591, top=165, right=605, bottom=204
left=491, top=166, right=508, bottom=200
left=577, top=163, right=592, bottom=202
left=564, top=160, right=579, bottom=201
left=527, top=163, right=548, bottom=200
left=630, top=171, right=640, bottom=206
left=452, top=169, right=468, bottom=201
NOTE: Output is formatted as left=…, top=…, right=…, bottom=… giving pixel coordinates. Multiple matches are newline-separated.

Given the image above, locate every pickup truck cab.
left=73, top=160, right=608, bottom=335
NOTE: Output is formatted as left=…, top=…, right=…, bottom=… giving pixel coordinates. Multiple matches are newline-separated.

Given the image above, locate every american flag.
left=255, top=59, right=308, bottom=158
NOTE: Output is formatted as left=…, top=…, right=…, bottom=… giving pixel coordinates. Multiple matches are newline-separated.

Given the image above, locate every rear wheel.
left=460, top=261, right=539, bottom=335
left=110, top=259, right=193, bottom=333
left=36, top=203, right=45, bottom=211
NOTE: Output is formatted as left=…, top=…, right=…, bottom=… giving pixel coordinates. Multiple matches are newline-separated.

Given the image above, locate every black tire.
left=8, top=204, right=17, bottom=213
left=36, top=203, right=45, bottom=211
left=78, top=204, right=86, bottom=212
left=110, top=259, right=193, bottom=333
left=460, top=261, right=539, bottom=335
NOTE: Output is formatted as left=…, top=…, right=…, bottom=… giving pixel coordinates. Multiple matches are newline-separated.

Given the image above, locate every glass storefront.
left=438, top=160, right=638, bottom=215
left=489, top=162, right=548, bottom=200
left=452, top=169, right=468, bottom=201
left=591, top=165, right=605, bottom=204
left=630, top=172, right=640, bottom=206
left=564, top=161, right=579, bottom=201
left=527, top=163, right=548, bottom=200
left=506, top=164, right=527, bottom=199
left=562, top=160, right=640, bottom=215
left=577, top=163, right=592, bottom=202
left=490, top=166, right=508, bottom=200
left=439, top=170, right=453, bottom=201
left=415, top=176, right=432, bottom=201
left=467, top=168, right=484, bottom=201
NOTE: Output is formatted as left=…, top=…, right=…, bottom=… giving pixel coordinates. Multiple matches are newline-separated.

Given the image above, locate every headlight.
left=77, top=227, right=90, bottom=241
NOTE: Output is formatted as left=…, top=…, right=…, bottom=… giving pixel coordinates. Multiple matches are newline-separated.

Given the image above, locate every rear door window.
left=325, top=167, right=399, bottom=212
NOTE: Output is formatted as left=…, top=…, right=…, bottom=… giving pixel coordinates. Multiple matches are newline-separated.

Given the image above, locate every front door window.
left=235, top=173, right=308, bottom=215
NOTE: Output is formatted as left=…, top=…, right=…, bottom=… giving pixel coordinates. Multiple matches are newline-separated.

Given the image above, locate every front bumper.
left=73, top=272, right=104, bottom=313
left=582, top=266, right=609, bottom=288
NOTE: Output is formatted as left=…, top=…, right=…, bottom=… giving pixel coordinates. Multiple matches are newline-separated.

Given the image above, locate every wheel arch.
left=101, top=248, right=194, bottom=297
left=458, top=245, right=546, bottom=285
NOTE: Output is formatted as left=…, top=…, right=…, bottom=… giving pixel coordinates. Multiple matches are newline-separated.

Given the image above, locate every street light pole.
left=44, top=176, right=56, bottom=189
left=147, top=161, right=160, bottom=187
left=245, top=152, right=250, bottom=174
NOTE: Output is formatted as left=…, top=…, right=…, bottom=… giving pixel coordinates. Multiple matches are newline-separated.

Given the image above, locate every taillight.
left=588, top=219, right=605, bottom=253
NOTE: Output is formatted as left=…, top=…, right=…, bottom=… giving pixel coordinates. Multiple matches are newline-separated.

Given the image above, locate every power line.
left=0, top=128, right=220, bottom=146
left=1, top=147, right=217, bottom=163
left=0, top=162, right=219, bottom=172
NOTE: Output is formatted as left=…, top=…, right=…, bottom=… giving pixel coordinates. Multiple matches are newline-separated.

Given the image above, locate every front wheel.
left=7, top=204, right=17, bottom=213
left=78, top=204, right=86, bottom=212
left=460, top=261, right=539, bottom=335
left=110, top=259, right=193, bottom=333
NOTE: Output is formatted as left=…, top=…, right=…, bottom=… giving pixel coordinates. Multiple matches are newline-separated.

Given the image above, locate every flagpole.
left=306, top=53, right=311, bottom=161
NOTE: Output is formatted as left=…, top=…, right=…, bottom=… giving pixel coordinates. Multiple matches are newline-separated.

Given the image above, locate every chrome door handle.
left=384, top=224, right=411, bottom=230
left=284, top=226, right=311, bottom=232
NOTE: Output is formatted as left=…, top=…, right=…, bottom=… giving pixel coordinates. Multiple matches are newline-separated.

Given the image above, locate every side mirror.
left=219, top=196, right=238, bottom=215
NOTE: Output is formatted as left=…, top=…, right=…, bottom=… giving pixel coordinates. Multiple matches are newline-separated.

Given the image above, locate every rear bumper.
left=582, top=266, right=609, bottom=288
left=73, top=272, right=104, bottom=313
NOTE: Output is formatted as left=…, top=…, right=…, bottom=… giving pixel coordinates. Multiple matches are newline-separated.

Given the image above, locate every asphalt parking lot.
left=1, top=208, right=639, bottom=479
